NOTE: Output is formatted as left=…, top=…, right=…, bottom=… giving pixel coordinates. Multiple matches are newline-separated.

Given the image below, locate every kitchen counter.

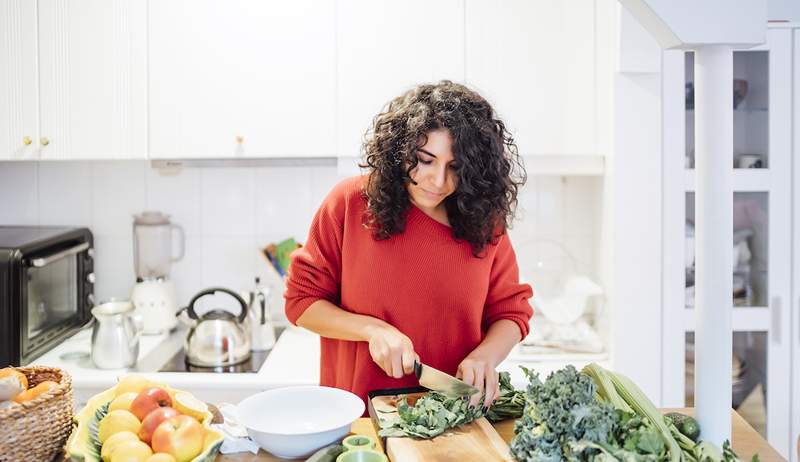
left=214, top=409, right=785, bottom=461
left=31, top=324, right=320, bottom=409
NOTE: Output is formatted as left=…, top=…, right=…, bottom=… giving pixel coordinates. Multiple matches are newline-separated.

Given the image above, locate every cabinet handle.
left=40, top=137, right=49, bottom=147
left=235, top=135, right=244, bottom=144
left=771, top=296, right=781, bottom=345
left=22, top=136, right=32, bottom=146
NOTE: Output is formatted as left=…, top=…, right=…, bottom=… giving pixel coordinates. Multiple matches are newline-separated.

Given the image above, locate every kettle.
left=182, top=287, right=251, bottom=367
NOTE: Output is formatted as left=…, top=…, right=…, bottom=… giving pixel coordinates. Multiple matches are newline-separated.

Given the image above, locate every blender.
left=131, top=211, right=184, bottom=334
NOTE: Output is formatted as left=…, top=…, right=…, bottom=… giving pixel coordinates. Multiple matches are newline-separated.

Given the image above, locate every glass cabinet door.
left=677, top=28, right=792, bottom=457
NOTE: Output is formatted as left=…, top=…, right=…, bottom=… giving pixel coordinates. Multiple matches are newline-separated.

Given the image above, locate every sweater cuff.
left=490, top=314, right=531, bottom=342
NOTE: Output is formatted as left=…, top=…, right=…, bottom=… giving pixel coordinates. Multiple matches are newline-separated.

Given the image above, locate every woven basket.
left=0, top=366, right=73, bottom=462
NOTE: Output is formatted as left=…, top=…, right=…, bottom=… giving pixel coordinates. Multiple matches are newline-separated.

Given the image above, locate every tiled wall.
left=0, top=161, right=602, bottom=324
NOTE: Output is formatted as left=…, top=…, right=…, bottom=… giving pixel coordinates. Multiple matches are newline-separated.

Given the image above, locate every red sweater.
left=284, top=176, right=533, bottom=408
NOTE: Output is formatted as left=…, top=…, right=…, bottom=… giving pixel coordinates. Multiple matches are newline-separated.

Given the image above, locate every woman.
left=284, top=81, right=533, bottom=413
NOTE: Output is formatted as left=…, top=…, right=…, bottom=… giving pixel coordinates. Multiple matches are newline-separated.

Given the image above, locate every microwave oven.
left=0, top=226, right=94, bottom=366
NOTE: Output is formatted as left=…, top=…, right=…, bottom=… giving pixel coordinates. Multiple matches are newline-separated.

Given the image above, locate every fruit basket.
left=0, top=366, right=74, bottom=462
left=65, top=375, right=223, bottom=462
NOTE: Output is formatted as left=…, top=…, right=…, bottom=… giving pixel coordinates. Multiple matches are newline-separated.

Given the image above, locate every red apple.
left=130, top=387, right=173, bottom=421
left=138, top=406, right=179, bottom=444
left=151, top=415, right=204, bottom=462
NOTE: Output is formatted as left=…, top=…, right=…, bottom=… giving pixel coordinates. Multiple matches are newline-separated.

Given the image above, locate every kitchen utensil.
left=367, top=388, right=511, bottom=462
left=131, top=211, right=184, bottom=334
left=243, top=277, right=276, bottom=351
left=235, top=386, right=364, bottom=459
left=413, top=360, right=479, bottom=397
left=90, top=300, right=142, bottom=369
left=182, top=287, right=251, bottom=367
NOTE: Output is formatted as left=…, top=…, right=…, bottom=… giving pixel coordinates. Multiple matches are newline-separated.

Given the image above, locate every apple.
left=139, top=406, right=179, bottom=444
left=131, top=387, right=172, bottom=421
left=110, top=439, right=152, bottom=462
left=151, top=415, right=204, bottom=462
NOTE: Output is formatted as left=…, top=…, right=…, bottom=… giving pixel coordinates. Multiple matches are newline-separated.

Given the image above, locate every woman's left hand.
left=456, top=353, right=500, bottom=411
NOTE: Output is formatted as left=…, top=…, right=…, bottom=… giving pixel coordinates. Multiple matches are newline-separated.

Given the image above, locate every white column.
left=693, top=45, right=733, bottom=445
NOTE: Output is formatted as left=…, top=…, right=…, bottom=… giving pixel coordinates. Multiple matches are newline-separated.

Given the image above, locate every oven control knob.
left=86, top=272, right=95, bottom=284
left=86, top=293, right=95, bottom=306
left=87, top=248, right=95, bottom=259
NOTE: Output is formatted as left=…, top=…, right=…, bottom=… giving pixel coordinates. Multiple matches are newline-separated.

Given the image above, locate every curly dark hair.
left=360, top=80, right=526, bottom=257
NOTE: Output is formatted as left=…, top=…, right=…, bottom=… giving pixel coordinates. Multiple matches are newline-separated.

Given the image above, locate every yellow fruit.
left=145, top=454, right=177, bottom=462
left=109, top=392, right=139, bottom=413
left=101, top=431, right=139, bottom=462
left=115, top=375, right=153, bottom=397
left=110, top=440, right=152, bottom=462
left=99, top=410, right=141, bottom=444
left=173, top=392, right=208, bottom=422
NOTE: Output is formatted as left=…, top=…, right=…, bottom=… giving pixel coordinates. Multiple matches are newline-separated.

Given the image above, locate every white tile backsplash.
left=39, top=162, right=92, bottom=226
left=145, top=167, right=202, bottom=237
left=4, top=161, right=602, bottom=312
left=0, top=162, right=38, bottom=225
left=201, top=168, right=255, bottom=237
left=92, top=161, right=147, bottom=236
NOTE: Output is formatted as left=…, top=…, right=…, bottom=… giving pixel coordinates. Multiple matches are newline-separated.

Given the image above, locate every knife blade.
left=413, top=360, right=479, bottom=397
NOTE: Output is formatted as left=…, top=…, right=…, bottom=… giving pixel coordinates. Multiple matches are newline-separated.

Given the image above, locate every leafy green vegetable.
left=486, top=371, right=525, bottom=422
left=378, top=391, right=483, bottom=438
left=378, top=371, right=523, bottom=438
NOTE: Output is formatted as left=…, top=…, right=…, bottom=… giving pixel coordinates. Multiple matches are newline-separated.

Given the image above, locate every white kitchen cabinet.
left=465, top=0, right=597, bottom=157
left=793, top=27, right=800, bottom=462
left=0, top=0, right=39, bottom=160
left=662, top=28, right=793, bottom=458
left=336, top=0, right=465, bottom=158
left=148, top=0, right=336, bottom=159
left=0, top=0, right=147, bottom=160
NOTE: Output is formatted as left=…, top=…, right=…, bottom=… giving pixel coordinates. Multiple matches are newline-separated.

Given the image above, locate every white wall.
left=0, top=161, right=603, bottom=325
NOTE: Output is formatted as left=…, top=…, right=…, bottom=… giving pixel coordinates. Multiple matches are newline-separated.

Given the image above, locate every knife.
left=413, top=360, right=479, bottom=397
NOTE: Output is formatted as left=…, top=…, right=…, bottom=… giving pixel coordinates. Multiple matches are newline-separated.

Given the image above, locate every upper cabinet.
left=0, top=0, right=147, bottom=160
left=465, top=0, right=597, bottom=156
left=336, top=0, right=465, bottom=158
left=0, top=1, right=40, bottom=160
left=148, top=0, right=336, bottom=159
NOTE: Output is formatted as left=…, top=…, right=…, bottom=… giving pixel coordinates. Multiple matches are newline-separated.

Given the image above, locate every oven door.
left=21, top=241, right=93, bottom=364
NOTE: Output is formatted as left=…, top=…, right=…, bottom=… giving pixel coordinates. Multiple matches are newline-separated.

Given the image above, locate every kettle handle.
left=186, top=287, right=248, bottom=324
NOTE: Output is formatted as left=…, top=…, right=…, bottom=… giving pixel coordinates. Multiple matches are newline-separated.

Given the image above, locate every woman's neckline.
left=410, top=202, right=452, bottom=230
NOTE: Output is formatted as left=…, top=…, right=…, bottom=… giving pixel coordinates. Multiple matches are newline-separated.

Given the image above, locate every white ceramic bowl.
left=236, top=386, right=365, bottom=459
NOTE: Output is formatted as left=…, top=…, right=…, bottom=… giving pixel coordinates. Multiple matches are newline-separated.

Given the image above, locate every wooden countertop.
left=216, top=409, right=786, bottom=462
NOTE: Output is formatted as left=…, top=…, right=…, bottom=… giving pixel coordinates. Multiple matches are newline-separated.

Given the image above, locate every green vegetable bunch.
left=378, top=391, right=483, bottom=438
left=378, top=371, right=524, bottom=438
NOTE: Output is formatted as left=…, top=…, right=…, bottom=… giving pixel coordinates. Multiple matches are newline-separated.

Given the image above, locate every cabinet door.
left=37, top=0, right=147, bottom=159
left=336, top=0, right=465, bottom=159
left=793, top=28, right=800, bottom=462
left=149, top=0, right=336, bottom=159
left=664, top=29, right=792, bottom=458
left=465, top=0, right=596, bottom=156
left=0, top=0, right=39, bottom=160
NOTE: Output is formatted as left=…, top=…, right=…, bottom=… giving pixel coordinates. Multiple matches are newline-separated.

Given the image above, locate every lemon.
left=145, top=454, right=177, bottom=462
left=99, top=409, right=141, bottom=444
left=110, top=440, right=152, bottom=462
left=173, top=392, right=208, bottom=422
left=108, top=392, right=138, bottom=413
left=115, top=375, right=152, bottom=397
left=100, top=431, right=139, bottom=462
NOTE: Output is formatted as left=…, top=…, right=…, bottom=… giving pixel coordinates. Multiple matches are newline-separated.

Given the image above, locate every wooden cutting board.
left=369, top=392, right=512, bottom=462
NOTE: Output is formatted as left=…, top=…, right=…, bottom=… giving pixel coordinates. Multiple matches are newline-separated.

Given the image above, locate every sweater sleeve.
left=283, top=183, right=347, bottom=325
left=482, top=234, right=534, bottom=340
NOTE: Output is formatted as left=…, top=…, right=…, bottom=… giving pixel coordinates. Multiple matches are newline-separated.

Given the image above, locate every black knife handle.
left=413, top=360, right=423, bottom=379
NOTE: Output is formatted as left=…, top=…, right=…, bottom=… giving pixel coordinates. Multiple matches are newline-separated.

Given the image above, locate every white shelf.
left=684, top=169, right=772, bottom=192
left=681, top=306, right=771, bottom=331
left=523, top=154, right=605, bottom=176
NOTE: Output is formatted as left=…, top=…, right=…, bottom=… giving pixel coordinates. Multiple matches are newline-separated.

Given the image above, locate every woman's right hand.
left=365, top=324, right=417, bottom=379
